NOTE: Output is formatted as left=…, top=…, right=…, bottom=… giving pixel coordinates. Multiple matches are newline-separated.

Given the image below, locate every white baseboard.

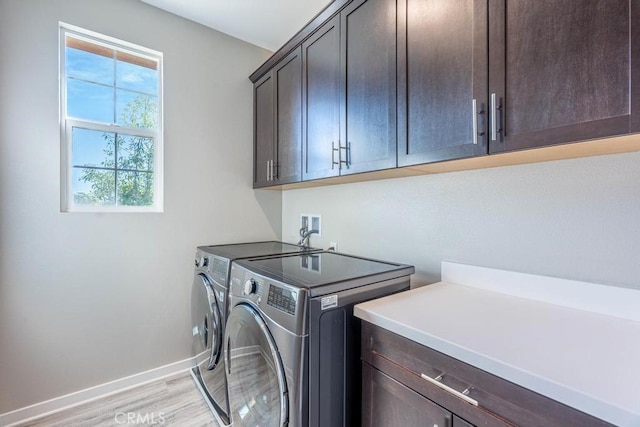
left=0, top=357, right=196, bottom=427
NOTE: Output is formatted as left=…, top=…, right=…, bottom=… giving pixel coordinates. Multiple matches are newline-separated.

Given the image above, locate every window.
left=60, top=23, right=163, bottom=212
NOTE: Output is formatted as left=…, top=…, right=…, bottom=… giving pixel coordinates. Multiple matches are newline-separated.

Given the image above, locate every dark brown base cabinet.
left=361, top=321, right=614, bottom=427
left=363, top=363, right=472, bottom=427
left=251, top=0, right=640, bottom=189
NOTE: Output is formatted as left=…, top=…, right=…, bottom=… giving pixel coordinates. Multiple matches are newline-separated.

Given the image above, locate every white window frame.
left=59, top=22, right=164, bottom=213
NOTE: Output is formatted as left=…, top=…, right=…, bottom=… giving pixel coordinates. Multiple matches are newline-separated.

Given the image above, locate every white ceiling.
left=141, top=0, right=332, bottom=52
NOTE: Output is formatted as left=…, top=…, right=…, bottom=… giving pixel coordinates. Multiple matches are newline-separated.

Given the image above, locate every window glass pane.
left=62, top=28, right=162, bottom=211
left=67, top=79, right=114, bottom=123
left=117, top=171, right=154, bottom=206
left=72, top=128, right=115, bottom=168
left=73, top=167, right=115, bottom=206
left=117, top=135, right=154, bottom=172
left=116, top=90, right=158, bottom=129
left=116, top=57, right=157, bottom=95
left=66, top=45, right=114, bottom=85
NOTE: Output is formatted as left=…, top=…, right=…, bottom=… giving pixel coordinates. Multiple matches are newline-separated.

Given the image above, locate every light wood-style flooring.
left=16, top=371, right=220, bottom=427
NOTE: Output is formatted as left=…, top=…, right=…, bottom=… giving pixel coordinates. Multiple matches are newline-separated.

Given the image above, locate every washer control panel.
left=230, top=264, right=307, bottom=336
left=194, top=250, right=228, bottom=286
left=267, top=285, right=297, bottom=315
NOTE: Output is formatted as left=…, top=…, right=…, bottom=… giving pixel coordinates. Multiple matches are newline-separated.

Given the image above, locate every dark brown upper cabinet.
left=302, top=16, right=342, bottom=181
left=253, top=47, right=302, bottom=188
left=489, top=0, right=639, bottom=153
left=303, top=0, right=397, bottom=181
left=398, top=0, right=489, bottom=166
left=251, top=0, right=640, bottom=189
left=340, top=0, right=398, bottom=175
left=253, top=72, right=274, bottom=188
left=275, top=48, right=303, bottom=184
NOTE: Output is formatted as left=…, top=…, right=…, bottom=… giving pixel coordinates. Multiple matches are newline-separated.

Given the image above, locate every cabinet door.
left=454, top=415, right=474, bottom=427
left=398, top=0, right=488, bottom=166
left=362, top=321, right=611, bottom=427
left=274, top=47, right=302, bottom=184
left=341, top=0, right=397, bottom=175
left=302, top=17, right=342, bottom=181
left=489, top=0, right=635, bottom=153
left=254, top=73, right=275, bottom=188
left=362, top=362, right=452, bottom=427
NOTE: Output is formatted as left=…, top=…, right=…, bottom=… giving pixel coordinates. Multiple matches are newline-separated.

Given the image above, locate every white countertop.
left=354, top=262, right=640, bottom=427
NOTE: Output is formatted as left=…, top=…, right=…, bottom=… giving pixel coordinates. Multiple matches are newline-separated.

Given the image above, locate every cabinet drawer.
left=361, top=321, right=612, bottom=427
left=362, top=362, right=452, bottom=427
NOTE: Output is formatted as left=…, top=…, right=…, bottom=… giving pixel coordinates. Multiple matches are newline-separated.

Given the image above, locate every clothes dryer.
left=190, top=241, right=317, bottom=426
left=225, top=251, right=414, bottom=427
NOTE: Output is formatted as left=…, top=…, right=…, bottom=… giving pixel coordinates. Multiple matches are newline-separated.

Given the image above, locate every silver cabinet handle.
left=472, top=99, right=478, bottom=145
left=472, top=99, right=485, bottom=146
left=332, top=141, right=340, bottom=170
left=331, top=142, right=350, bottom=170
left=338, top=142, right=351, bottom=169
left=490, top=93, right=497, bottom=141
left=420, top=373, right=479, bottom=406
left=266, top=160, right=270, bottom=181
left=491, top=93, right=503, bottom=141
left=342, top=142, right=350, bottom=168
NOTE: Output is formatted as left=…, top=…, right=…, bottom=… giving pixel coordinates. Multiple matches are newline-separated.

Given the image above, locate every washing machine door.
left=191, top=273, right=222, bottom=370
left=225, top=304, right=288, bottom=427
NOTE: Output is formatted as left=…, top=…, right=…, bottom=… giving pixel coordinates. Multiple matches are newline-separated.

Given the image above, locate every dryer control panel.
left=267, top=285, right=297, bottom=315
left=230, top=264, right=307, bottom=336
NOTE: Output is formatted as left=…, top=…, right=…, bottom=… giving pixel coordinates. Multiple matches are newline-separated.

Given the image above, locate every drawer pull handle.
left=420, top=373, right=479, bottom=406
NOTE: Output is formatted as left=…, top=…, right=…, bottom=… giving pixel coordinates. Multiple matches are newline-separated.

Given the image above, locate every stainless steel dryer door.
left=225, top=304, right=288, bottom=427
left=191, top=273, right=222, bottom=370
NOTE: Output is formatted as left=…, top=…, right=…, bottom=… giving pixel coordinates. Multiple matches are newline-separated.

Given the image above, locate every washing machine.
left=190, top=241, right=318, bottom=426
left=224, top=251, right=414, bottom=427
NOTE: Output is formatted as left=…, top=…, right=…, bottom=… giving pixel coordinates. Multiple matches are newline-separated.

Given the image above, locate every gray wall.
left=282, top=152, right=640, bottom=290
left=0, top=0, right=280, bottom=413
left=2, top=0, right=639, bottom=416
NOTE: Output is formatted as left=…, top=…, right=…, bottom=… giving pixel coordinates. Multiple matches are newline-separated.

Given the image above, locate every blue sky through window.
left=116, top=59, right=158, bottom=95
left=65, top=34, right=159, bottom=207
left=66, top=47, right=113, bottom=84
left=65, top=43, right=158, bottom=127
left=72, top=128, right=113, bottom=167
left=67, top=79, right=115, bottom=123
